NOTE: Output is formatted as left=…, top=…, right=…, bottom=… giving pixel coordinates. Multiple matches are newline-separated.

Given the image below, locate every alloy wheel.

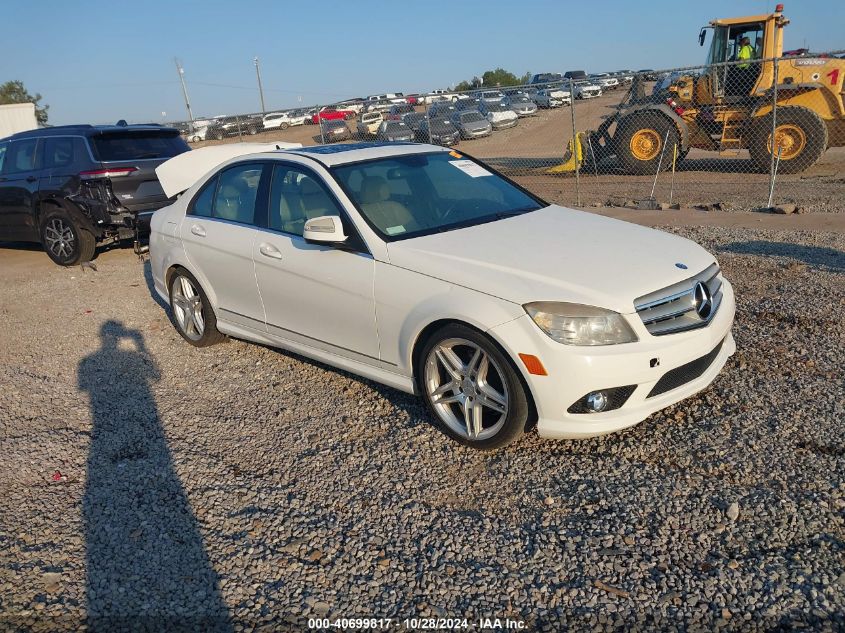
left=43, top=218, right=76, bottom=261
left=171, top=275, right=205, bottom=341
left=424, top=337, right=509, bottom=440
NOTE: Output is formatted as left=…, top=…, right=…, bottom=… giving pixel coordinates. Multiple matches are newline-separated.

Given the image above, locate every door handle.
left=259, top=242, right=282, bottom=260
left=26, top=176, right=37, bottom=183
left=190, top=224, right=206, bottom=237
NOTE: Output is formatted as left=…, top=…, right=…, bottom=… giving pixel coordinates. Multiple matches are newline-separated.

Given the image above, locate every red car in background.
left=311, top=107, right=356, bottom=124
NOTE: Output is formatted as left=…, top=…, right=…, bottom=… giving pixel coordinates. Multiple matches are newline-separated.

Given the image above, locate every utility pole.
left=254, top=56, right=266, bottom=115
left=174, top=59, right=194, bottom=122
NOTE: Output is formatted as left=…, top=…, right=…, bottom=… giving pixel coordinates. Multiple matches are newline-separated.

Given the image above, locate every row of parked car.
left=174, top=67, right=652, bottom=144
left=315, top=87, right=581, bottom=146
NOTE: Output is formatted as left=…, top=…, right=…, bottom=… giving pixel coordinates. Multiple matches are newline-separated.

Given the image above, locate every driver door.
left=252, top=162, right=380, bottom=363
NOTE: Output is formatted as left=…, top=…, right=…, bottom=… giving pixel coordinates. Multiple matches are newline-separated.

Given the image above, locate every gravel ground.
left=0, top=224, right=843, bottom=631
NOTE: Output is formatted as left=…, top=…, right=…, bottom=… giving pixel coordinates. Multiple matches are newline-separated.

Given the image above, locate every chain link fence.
left=167, top=49, right=845, bottom=213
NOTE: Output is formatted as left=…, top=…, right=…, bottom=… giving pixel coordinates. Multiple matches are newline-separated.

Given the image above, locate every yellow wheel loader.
left=571, top=4, right=844, bottom=175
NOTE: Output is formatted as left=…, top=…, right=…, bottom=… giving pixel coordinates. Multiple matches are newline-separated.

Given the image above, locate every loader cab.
left=699, top=7, right=787, bottom=101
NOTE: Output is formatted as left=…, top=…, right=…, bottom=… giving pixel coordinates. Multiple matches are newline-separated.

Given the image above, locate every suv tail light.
left=79, top=167, right=138, bottom=179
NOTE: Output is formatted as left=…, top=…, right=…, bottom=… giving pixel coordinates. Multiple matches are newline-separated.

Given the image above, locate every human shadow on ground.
left=720, top=240, right=845, bottom=272
left=79, top=320, right=231, bottom=631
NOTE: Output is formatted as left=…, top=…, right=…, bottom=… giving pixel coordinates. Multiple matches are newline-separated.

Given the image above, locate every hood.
left=385, top=206, right=716, bottom=314
left=156, top=142, right=301, bottom=198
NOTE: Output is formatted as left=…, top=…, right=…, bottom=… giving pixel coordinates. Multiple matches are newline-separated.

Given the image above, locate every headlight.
left=524, top=302, right=638, bottom=346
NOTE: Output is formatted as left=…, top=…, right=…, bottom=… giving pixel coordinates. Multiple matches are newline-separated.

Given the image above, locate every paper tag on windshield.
left=449, top=159, right=491, bottom=178
left=385, top=225, right=405, bottom=235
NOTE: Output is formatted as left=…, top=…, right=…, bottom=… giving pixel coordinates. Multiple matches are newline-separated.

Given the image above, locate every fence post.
left=767, top=56, right=779, bottom=207
left=236, top=115, right=243, bottom=140
left=425, top=98, right=433, bottom=145
left=318, top=105, right=325, bottom=144
left=569, top=78, right=581, bottom=207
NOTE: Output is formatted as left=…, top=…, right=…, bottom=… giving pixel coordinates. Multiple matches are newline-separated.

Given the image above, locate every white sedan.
left=150, top=143, right=735, bottom=449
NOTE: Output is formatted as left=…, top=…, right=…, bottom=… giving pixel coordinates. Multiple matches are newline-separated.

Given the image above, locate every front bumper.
left=490, top=118, right=518, bottom=129
left=488, top=279, right=736, bottom=439
left=463, top=127, right=491, bottom=138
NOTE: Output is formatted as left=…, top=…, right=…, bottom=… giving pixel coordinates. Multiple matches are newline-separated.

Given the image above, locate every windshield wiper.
left=494, top=206, right=541, bottom=219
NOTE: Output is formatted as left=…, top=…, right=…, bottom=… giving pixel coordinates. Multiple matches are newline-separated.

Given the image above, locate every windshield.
left=331, top=152, right=543, bottom=240
left=90, top=131, right=189, bottom=161
left=460, top=112, right=485, bottom=122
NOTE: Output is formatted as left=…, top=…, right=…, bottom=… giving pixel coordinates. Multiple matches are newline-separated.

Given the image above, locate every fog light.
left=567, top=385, right=637, bottom=414
left=586, top=391, right=608, bottom=413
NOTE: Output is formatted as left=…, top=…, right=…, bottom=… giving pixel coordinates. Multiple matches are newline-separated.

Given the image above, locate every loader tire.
left=749, top=106, right=827, bottom=174
left=615, top=112, right=681, bottom=175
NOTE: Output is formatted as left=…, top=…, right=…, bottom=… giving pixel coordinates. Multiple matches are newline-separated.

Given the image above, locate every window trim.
left=0, top=140, right=9, bottom=175
left=261, top=160, right=370, bottom=255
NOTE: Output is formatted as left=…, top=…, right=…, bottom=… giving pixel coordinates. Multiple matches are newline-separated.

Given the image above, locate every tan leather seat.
left=359, top=176, right=417, bottom=233
left=215, top=183, right=244, bottom=221
left=299, top=177, right=335, bottom=220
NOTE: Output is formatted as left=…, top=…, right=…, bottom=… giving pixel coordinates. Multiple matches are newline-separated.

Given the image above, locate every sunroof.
left=291, top=142, right=416, bottom=154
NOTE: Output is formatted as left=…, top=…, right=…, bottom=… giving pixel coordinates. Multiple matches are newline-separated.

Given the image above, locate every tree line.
left=453, top=68, right=532, bottom=92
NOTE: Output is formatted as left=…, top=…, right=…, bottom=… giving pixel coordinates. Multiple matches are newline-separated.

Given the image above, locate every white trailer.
left=0, top=103, right=38, bottom=138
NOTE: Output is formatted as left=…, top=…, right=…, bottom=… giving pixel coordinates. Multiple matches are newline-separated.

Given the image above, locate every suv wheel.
left=39, top=209, right=96, bottom=266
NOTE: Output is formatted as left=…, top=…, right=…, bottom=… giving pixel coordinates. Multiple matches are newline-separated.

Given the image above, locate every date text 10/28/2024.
left=307, top=617, right=527, bottom=630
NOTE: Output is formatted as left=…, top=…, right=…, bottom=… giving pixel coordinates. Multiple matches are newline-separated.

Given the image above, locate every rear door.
left=180, top=162, right=267, bottom=332
left=87, top=129, right=190, bottom=214
left=0, top=137, right=43, bottom=241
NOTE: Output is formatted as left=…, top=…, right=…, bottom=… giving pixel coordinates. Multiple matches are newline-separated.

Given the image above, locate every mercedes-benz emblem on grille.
left=693, top=281, right=713, bottom=320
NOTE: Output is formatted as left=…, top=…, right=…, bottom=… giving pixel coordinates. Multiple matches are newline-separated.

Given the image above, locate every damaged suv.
left=0, top=123, right=189, bottom=265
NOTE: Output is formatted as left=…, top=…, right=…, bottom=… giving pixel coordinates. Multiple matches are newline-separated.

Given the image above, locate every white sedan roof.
left=157, top=142, right=450, bottom=198
left=276, top=142, right=449, bottom=167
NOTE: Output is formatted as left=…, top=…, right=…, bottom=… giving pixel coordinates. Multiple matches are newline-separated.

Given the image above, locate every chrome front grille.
left=635, top=263, right=723, bottom=336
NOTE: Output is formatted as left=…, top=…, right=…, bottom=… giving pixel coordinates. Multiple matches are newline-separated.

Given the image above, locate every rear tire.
left=615, top=112, right=681, bottom=175
left=279, top=122, right=290, bottom=130
left=167, top=269, right=226, bottom=347
left=749, top=106, right=827, bottom=174
left=39, top=208, right=96, bottom=266
left=416, top=323, right=528, bottom=450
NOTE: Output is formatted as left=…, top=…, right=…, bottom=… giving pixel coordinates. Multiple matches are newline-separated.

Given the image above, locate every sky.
left=2, top=0, right=842, bottom=125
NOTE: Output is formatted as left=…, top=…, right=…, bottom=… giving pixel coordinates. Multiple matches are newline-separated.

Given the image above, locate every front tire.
left=615, top=111, right=680, bottom=175
left=168, top=269, right=226, bottom=347
left=417, top=324, right=528, bottom=450
left=749, top=106, right=827, bottom=174
left=39, top=208, right=96, bottom=266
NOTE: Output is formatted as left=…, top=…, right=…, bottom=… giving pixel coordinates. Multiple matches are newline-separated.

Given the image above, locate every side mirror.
left=303, top=216, right=348, bottom=245
left=699, top=28, right=707, bottom=47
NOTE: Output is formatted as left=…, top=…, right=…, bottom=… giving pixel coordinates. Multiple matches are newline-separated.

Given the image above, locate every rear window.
left=90, top=131, right=189, bottom=162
